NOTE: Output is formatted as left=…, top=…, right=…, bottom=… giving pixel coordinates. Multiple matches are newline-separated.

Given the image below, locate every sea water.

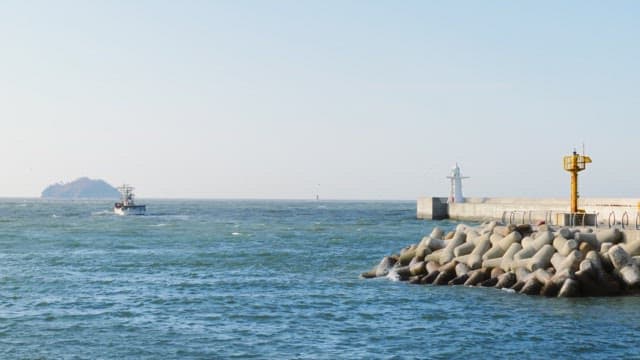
left=0, top=199, right=639, bottom=359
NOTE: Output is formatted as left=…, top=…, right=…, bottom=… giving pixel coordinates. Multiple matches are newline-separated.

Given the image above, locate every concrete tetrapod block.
left=541, top=269, right=572, bottom=297
left=513, top=246, right=537, bottom=261
left=421, top=270, right=439, bottom=284
left=471, top=233, right=490, bottom=246
left=408, top=256, right=420, bottom=267
left=394, top=265, right=412, bottom=280
left=467, top=237, right=492, bottom=270
left=375, top=256, right=397, bottom=277
left=431, top=237, right=448, bottom=251
left=535, top=230, right=553, bottom=240
left=521, top=236, right=534, bottom=249
left=553, top=235, right=578, bottom=256
left=532, top=268, right=552, bottom=284
left=574, top=258, right=621, bottom=296
left=609, top=245, right=635, bottom=271
left=500, top=243, right=523, bottom=272
left=398, top=245, right=417, bottom=266
left=466, top=230, right=481, bottom=241
left=520, top=277, right=543, bottom=295
left=513, top=231, right=553, bottom=260
left=596, top=228, right=623, bottom=244
left=489, top=233, right=504, bottom=246
left=414, top=239, right=433, bottom=259
left=537, top=224, right=551, bottom=232
left=550, top=252, right=564, bottom=271
left=559, top=239, right=578, bottom=257
left=482, top=257, right=502, bottom=269
left=500, top=231, right=523, bottom=248
left=493, top=224, right=517, bottom=237
left=482, top=246, right=506, bottom=261
left=509, top=267, right=532, bottom=292
left=555, top=250, right=583, bottom=273
left=526, top=245, right=556, bottom=272
left=579, top=241, right=596, bottom=255
left=361, top=256, right=396, bottom=278
left=360, top=268, right=378, bottom=279
left=557, top=227, right=573, bottom=240
left=575, top=260, right=603, bottom=296
left=455, top=263, right=470, bottom=277
left=425, top=249, right=443, bottom=263
left=464, top=268, right=491, bottom=286
left=418, top=236, right=430, bottom=248
left=599, top=243, right=615, bottom=273
left=495, top=272, right=517, bottom=289
left=479, top=268, right=504, bottom=287
left=557, top=278, right=580, bottom=297
left=516, top=224, right=533, bottom=237
left=453, top=254, right=470, bottom=264
left=432, top=261, right=457, bottom=284
left=608, top=245, right=640, bottom=287
left=440, top=231, right=467, bottom=264
left=484, top=231, right=523, bottom=262
left=584, top=251, right=606, bottom=280
left=491, top=267, right=506, bottom=279
left=410, top=261, right=427, bottom=276
left=622, top=239, right=640, bottom=257
left=575, top=232, right=600, bottom=251
left=426, top=261, right=440, bottom=275
left=430, top=227, right=445, bottom=240
left=483, top=221, right=498, bottom=235
left=449, top=274, right=469, bottom=285
left=454, top=242, right=475, bottom=257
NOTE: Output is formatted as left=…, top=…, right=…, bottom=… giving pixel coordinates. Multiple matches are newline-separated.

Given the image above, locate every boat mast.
left=118, top=184, right=135, bottom=206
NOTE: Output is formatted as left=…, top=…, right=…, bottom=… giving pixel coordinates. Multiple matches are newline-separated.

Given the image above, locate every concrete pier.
left=417, top=197, right=640, bottom=228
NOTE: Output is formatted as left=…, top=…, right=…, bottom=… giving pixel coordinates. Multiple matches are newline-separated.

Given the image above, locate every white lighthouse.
left=447, top=163, right=469, bottom=204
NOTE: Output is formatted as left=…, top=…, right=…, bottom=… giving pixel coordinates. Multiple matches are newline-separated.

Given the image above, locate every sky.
left=1, top=1, right=639, bottom=200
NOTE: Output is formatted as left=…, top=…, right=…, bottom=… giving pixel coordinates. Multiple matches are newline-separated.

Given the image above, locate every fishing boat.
left=113, top=184, right=146, bottom=215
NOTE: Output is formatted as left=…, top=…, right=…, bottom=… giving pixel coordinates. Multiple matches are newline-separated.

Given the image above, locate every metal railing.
left=622, top=212, right=629, bottom=229
left=608, top=211, right=616, bottom=228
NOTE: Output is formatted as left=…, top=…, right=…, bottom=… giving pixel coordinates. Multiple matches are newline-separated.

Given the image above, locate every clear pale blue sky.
left=1, top=1, right=639, bottom=199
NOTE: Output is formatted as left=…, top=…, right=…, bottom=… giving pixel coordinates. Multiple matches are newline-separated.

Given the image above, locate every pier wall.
left=417, top=197, right=640, bottom=228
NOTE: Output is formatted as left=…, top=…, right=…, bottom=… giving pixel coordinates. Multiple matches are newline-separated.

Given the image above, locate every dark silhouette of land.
left=41, top=177, right=120, bottom=199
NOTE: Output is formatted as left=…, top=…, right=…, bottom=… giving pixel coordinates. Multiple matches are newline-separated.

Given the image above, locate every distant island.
left=41, top=177, right=120, bottom=199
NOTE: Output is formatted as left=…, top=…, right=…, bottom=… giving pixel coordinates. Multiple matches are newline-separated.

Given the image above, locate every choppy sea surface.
left=1, top=199, right=639, bottom=359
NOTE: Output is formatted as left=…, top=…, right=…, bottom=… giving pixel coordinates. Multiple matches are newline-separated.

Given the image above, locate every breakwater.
left=417, top=197, right=640, bottom=228
left=362, top=221, right=640, bottom=297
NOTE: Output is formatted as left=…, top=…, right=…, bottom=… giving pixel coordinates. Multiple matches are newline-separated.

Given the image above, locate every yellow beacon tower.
left=563, top=150, right=592, bottom=213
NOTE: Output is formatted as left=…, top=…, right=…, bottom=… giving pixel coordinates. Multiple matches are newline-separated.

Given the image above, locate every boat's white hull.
left=114, top=205, right=146, bottom=216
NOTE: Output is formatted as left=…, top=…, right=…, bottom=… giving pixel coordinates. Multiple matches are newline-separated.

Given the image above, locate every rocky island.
left=41, top=177, right=120, bottom=199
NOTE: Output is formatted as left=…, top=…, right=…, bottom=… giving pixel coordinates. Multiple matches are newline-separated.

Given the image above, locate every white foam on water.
left=386, top=270, right=400, bottom=282
left=232, top=232, right=241, bottom=236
